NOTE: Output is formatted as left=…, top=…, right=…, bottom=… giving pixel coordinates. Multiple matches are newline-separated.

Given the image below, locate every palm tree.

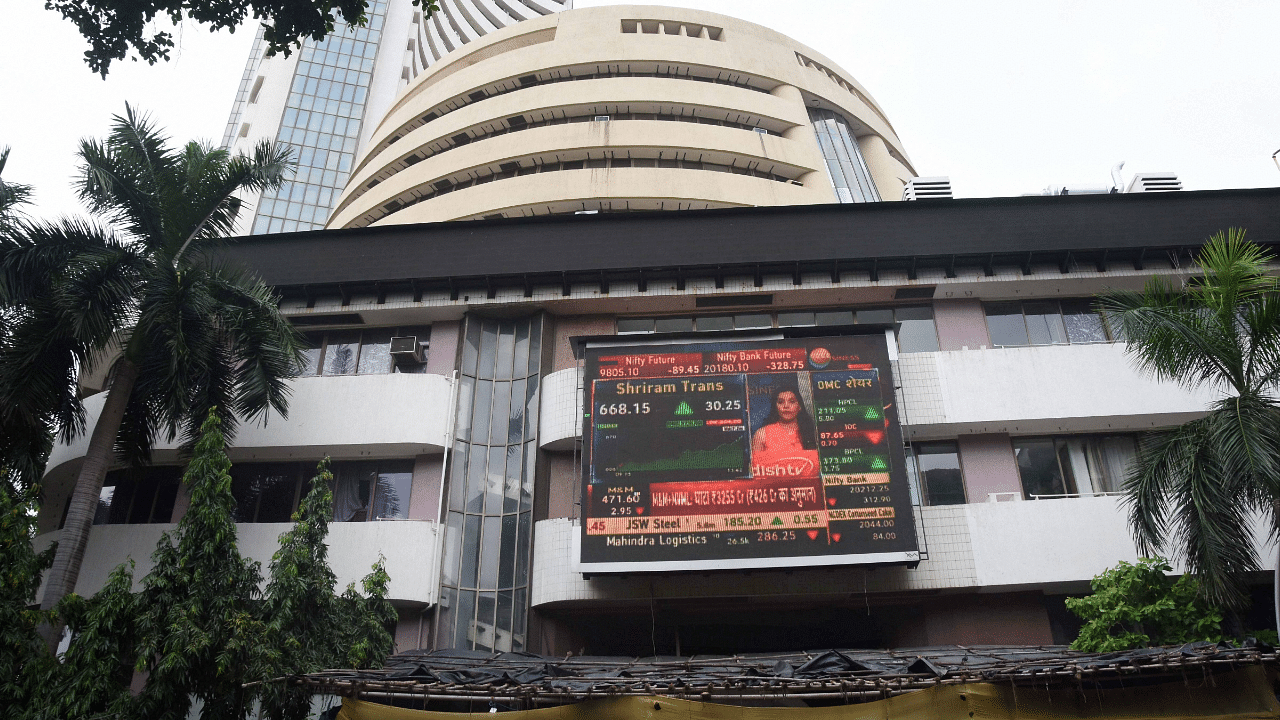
left=0, top=105, right=302, bottom=647
left=1098, top=229, right=1280, bottom=626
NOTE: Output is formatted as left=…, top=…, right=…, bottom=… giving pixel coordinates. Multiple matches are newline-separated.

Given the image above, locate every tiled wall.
left=538, top=367, right=582, bottom=450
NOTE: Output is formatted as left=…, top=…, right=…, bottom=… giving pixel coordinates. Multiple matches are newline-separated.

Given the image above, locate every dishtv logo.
left=809, top=347, right=831, bottom=368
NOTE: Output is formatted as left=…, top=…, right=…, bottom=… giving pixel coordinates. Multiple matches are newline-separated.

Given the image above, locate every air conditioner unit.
left=390, top=336, right=425, bottom=366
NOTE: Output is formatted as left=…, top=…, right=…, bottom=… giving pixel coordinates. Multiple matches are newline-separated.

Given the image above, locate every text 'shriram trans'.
left=580, top=336, right=919, bottom=573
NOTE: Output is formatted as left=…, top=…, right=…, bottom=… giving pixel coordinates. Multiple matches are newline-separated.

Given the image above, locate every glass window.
left=696, top=315, right=734, bottom=331
left=856, top=308, right=895, bottom=325
left=357, top=330, right=392, bottom=374
left=1061, top=300, right=1109, bottom=343
left=331, top=462, right=373, bottom=521
left=1023, top=301, right=1068, bottom=345
left=985, top=302, right=1029, bottom=347
left=734, top=314, right=772, bottom=329
left=1090, top=436, right=1137, bottom=493
left=654, top=317, right=694, bottom=333
left=1013, top=438, right=1077, bottom=498
left=814, top=310, right=854, bottom=326
left=777, top=312, right=815, bottom=327
left=323, top=331, right=360, bottom=375
left=913, top=442, right=966, bottom=505
left=299, top=333, right=324, bottom=376
left=371, top=461, right=413, bottom=519
left=895, top=306, right=939, bottom=353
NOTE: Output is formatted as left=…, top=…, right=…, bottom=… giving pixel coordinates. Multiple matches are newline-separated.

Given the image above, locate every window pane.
left=896, top=307, right=939, bottom=353
left=488, top=381, right=512, bottom=446
left=985, top=302, right=1029, bottom=347
left=455, top=376, right=475, bottom=443
left=696, top=315, right=734, bottom=331
left=442, top=512, right=463, bottom=585
left=499, top=513, right=517, bottom=588
left=856, top=308, right=894, bottom=325
left=777, top=312, right=814, bottom=327
left=460, top=515, right=481, bottom=588
left=477, top=319, right=499, bottom=379
left=734, top=314, right=772, bottom=329
left=323, top=331, right=360, bottom=375
left=1054, top=438, right=1088, bottom=495
left=815, top=310, right=854, bottom=326
left=358, top=330, right=393, bottom=374
left=299, top=332, right=324, bottom=376
left=524, top=375, right=539, bottom=440
left=618, top=318, right=655, bottom=333
left=527, top=316, right=542, bottom=375
left=230, top=471, right=259, bottom=522
left=471, top=379, right=493, bottom=445
left=1093, top=436, right=1136, bottom=493
left=475, top=592, right=497, bottom=652
left=512, top=587, right=527, bottom=651
left=1061, top=300, right=1109, bottom=343
left=150, top=473, right=180, bottom=522
left=332, top=463, right=372, bottom=521
left=461, top=318, right=481, bottom=376
left=448, top=440, right=468, bottom=512
left=521, top=442, right=536, bottom=513
left=497, top=589, right=514, bottom=649
left=372, top=462, right=413, bottom=519
left=94, top=483, right=117, bottom=525
left=504, top=445, right=522, bottom=514
left=1024, top=301, right=1067, bottom=345
left=654, top=317, right=694, bottom=333
left=454, top=589, right=476, bottom=650
left=512, top=318, right=531, bottom=377
left=507, top=378, right=526, bottom=445
left=436, top=585, right=457, bottom=650
left=485, top=445, right=505, bottom=515
left=479, top=515, right=502, bottom=589
left=1014, top=439, right=1067, bottom=497
left=515, top=511, right=531, bottom=586
left=915, top=442, right=965, bottom=505
left=256, top=468, right=299, bottom=522
left=126, top=473, right=160, bottom=524
left=494, top=320, right=517, bottom=380
left=466, top=444, right=487, bottom=513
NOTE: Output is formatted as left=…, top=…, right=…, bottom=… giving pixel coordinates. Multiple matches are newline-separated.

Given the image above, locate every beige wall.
left=329, top=5, right=915, bottom=228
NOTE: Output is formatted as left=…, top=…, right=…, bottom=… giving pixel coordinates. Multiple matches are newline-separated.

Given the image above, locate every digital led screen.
left=579, top=335, right=919, bottom=573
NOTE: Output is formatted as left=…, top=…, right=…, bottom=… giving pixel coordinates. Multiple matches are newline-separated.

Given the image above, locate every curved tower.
left=220, top=0, right=571, bottom=235
left=326, top=5, right=916, bottom=228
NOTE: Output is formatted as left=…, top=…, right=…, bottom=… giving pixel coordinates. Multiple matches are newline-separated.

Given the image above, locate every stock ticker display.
left=579, top=336, right=919, bottom=572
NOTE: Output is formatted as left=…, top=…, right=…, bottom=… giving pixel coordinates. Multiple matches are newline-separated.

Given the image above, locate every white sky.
left=2, top=0, right=1278, bottom=221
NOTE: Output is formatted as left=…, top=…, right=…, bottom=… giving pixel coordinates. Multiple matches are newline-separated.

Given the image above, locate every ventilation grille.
left=902, top=177, right=953, bottom=201
left=1125, top=173, right=1182, bottom=193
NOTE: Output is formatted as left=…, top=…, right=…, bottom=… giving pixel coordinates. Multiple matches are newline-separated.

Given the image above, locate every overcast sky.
left=2, top=0, right=1278, bottom=221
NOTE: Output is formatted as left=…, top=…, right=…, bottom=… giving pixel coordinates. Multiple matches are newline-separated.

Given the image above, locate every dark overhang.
left=223, top=187, right=1280, bottom=300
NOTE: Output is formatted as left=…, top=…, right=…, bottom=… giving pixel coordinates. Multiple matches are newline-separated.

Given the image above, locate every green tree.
left=133, top=410, right=271, bottom=720
left=0, top=146, right=33, bottom=234
left=46, top=0, right=439, bottom=76
left=0, top=105, right=303, bottom=647
left=0, top=487, right=56, bottom=711
left=260, top=459, right=396, bottom=720
left=1098, top=229, right=1280, bottom=621
left=1066, top=558, right=1224, bottom=652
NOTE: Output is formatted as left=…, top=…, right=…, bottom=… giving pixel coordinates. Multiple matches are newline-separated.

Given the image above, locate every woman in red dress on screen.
left=751, top=389, right=821, bottom=479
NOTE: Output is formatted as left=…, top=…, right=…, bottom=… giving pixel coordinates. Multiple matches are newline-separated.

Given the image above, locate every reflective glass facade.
left=251, top=1, right=388, bottom=234
left=808, top=107, right=880, bottom=203
left=221, top=29, right=267, bottom=149
left=437, top=315, right=543, bottom=652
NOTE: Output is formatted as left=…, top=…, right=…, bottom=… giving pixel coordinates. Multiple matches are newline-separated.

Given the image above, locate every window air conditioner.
left=390, top=336, right=425, bottom=366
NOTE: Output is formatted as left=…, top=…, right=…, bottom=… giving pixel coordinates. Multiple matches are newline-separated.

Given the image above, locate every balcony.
left=33, top=519, right=442, bottom=605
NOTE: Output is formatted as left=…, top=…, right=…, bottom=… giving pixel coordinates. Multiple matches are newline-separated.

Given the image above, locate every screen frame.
left=573, top=327, right=920, bottom=575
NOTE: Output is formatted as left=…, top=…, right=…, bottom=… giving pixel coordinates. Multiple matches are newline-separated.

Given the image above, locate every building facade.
left=220, top=0, right=571, bottom=235
left=324, top=6, right=916, bottom=227
left=34, top=188, right=1280, bottom=654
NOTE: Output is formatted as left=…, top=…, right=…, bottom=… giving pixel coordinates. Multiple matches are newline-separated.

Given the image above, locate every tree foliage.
left=0, top=104, right=303, bottom=635
left=1098, top=229, right=1280, bottom=612
left=1066, top=558, right=1223, bottom=652
left=46, top=0, right=440, bottom=76
left=0, top=487, right=56, bottom=711
left=133, top=410, right=272, bottom=720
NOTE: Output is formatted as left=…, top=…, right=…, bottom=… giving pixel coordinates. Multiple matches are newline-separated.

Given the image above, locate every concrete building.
left=324, top=5, right=916, bottom=227
left=219, top=0, right=571, bottom=235
left=34, top=187, right=1280, bottom=654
